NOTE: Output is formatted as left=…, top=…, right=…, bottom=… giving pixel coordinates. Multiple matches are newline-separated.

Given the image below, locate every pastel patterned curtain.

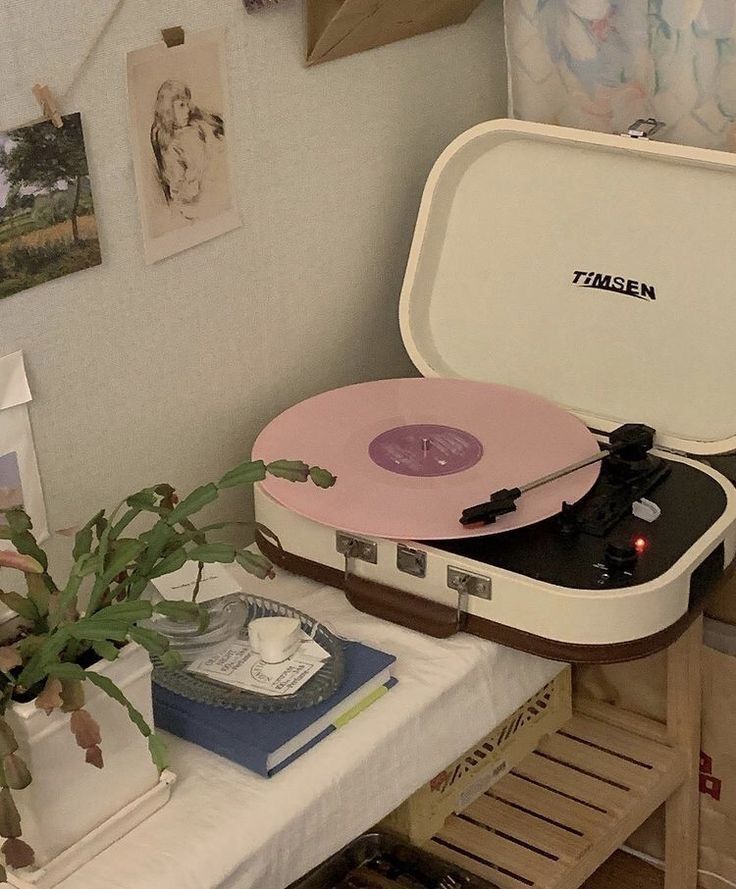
left=505, top=1, right=736, bottom=150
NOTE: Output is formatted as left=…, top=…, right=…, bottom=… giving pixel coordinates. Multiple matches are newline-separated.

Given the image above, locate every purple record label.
left=368, top=424, right=483, bottom=477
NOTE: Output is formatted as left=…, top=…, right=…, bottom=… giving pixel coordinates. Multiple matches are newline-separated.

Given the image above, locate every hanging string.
left=60, top=0, right=127, bottom=102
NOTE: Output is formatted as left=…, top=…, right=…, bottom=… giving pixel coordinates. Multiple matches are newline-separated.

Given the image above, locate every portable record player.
left=252, top=119, right=736, bottom=663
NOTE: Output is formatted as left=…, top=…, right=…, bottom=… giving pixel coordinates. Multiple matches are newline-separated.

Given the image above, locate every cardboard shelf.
left=425, top=712, right=686, bottom=889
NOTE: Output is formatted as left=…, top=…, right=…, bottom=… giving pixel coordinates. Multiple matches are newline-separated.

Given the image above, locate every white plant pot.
left=4, top=643, right=160, bottom=871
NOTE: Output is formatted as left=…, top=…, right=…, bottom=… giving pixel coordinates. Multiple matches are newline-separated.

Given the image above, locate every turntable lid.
left=399, top=119, right=736, bottom=455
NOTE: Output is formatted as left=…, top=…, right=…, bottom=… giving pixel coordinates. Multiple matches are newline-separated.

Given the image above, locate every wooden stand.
left=427, top=618, right=703, bottom=889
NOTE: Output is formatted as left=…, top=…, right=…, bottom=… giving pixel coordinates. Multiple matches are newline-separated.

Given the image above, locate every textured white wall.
left=0, top=0, right=507, bottom=575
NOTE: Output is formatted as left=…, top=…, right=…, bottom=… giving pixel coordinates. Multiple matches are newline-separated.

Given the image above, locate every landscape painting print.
left=0, top=113, right=101, bottom=300
left=127, top=28, right=241, bottom=263
left=0, top=451, right=23, bottom=525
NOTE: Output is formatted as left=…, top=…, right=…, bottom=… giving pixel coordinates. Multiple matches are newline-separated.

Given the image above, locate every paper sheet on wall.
left=0, top=351, right=48, bottom=543
left=148, top=561, right=242, bottom=604
left=0, top=1, right=123, bottom=130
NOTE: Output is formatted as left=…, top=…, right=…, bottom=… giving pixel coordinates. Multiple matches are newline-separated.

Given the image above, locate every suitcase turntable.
left=252, top=119, right=736, bottom=663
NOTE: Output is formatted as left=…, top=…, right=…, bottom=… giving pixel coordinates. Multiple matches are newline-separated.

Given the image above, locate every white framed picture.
left=0, top=351, right=48, bottom=542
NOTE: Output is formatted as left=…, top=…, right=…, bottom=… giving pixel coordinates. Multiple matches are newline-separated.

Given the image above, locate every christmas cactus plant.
left=0, top=457, right=335, bottom=876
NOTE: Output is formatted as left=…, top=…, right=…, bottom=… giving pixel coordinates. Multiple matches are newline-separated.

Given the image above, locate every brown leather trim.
left=254, top=530, right=721, bottom=664
left=463, top=610, right=702, bottom=664
left=343, top=573, right=459, bottom=638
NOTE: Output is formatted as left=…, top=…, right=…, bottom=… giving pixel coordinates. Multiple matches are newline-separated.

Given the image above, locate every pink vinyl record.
left=252, top=378, right=601, bottom=540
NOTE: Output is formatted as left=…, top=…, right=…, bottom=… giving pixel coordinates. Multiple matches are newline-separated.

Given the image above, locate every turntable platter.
left=252, top=378, right=601, bottom=540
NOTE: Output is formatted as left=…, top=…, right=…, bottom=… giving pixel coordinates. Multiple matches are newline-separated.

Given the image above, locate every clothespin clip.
left=161, top=26, right=185, bottom=48
left=32, top=84, right=63, bottom=128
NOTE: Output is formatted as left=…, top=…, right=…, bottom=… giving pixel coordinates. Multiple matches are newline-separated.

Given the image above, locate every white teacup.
left=248, top=616, right=302, bottom=664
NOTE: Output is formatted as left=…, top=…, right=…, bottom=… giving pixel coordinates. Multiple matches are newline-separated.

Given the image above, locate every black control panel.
left=428, top=455, right=728, bottom=590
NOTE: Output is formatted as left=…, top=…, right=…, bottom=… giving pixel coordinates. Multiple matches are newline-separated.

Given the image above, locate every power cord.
left=621, top=844, right=736, bottom=889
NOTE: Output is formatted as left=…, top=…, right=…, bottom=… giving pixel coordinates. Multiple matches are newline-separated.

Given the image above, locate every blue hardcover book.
left=152, top=641, right=396, bottom=777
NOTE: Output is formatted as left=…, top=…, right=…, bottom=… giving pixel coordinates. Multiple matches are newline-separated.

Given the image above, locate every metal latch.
left=447, top=566, right=492, bottom=600
left=335, top=532, right=377, bottom=565
left=396, top=545, right=427, bottom=578
left=624, top=118, right=665, bottom=139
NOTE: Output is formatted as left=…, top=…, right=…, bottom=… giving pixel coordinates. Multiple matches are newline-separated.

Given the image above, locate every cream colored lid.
left=399, top=119, right=736, bottom=455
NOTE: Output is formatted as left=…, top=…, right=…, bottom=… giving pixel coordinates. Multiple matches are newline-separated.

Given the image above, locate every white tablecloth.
left=59, top=566, right=564, bottom=889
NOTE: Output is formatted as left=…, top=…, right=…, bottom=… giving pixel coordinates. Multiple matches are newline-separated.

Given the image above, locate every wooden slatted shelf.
left=425, top=712, right=687, bottom=889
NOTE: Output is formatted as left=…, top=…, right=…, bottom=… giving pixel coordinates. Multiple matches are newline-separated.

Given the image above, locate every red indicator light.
left=634, top=537, right=647, bottom=553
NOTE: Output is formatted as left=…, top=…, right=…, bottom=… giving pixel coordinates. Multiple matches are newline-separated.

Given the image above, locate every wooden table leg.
left=664, top=615, right=703, bottom=889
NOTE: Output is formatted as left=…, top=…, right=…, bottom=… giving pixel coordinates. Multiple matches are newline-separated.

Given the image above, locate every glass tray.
left=152, top=594, right=345, bottom=712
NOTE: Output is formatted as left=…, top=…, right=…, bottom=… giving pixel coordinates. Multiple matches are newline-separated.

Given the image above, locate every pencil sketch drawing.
left=127, top=28, right=241, bottom=262
left=150, top=80, right=225, bottom=222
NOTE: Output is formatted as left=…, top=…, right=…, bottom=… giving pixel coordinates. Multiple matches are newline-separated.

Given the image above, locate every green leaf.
left=128, top=626, right=169, bottom=657
left=17, top=629, right=71, bottom=690
left=159, top=649, right=184, bottom=669
left=0, top=591, right=39, bottom=624
left=72, top=527, right=93, bottom=562
left=84, top=671, right=152, bottom=738
left=0, top=527, right=12, bottom=540
left=92, top=640, right=120, bottom=662
left=127, top=576, right=150, bottom=600
left=166, top=484, right=218, bottom=524
left=309, top=466, right=337, bottom=489
left=88, top=601, right=153, bottom=623
left=84, top=504, right=118, bottom=615
left=16, top=635, right=43, bottom=660
left=109, top=507, right=142, bottom=540
left=177, top=517, right=205, bottom=546
left=153, top=600, right=200, bottom=622
left=7, top=529, right=48, bottom=572
left=266, top=459, right=309, bottom=482
left=4, top=508, right=31, bottom=534
left=147, top=548, right=187, bottom=579
left=100, top=539, right=146, bottom=585
left=135, top=521, right=176, bottom=576
left=217, top=459, right=266, bottom=489
left=153, top=600, right=209, bottom=633
left=69, top=509, right=105, bottom=558
left=125, top=489, right=156, bottom=510
left=49, top=574, right=82, bottom=630
left=26, top=574, right=50, bottom=618
left=148, top=733, right=168, bottom=772
left=186, top=543, right=236, bottom=563
left=73, top=553, right=101, bottom=578
left=68, top=621, right=130, bottom=643
left=235, top=550, right=275, bottom=580
left=45, top=662, right=86, bottom=681
left=94, top=513, right=108, bottom=541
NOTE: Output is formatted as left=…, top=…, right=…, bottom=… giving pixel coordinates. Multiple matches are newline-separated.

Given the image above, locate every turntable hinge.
left=397, top=545, right=427, bottom=578
left=447, top=566, right=492, bottom=601
left=623, top=118, right=665, bottom=139
left=335, top=532, right=378, bottom=565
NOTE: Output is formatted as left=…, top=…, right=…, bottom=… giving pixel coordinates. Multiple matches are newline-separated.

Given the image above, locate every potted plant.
left=0, top=456, right=335, bottom=881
